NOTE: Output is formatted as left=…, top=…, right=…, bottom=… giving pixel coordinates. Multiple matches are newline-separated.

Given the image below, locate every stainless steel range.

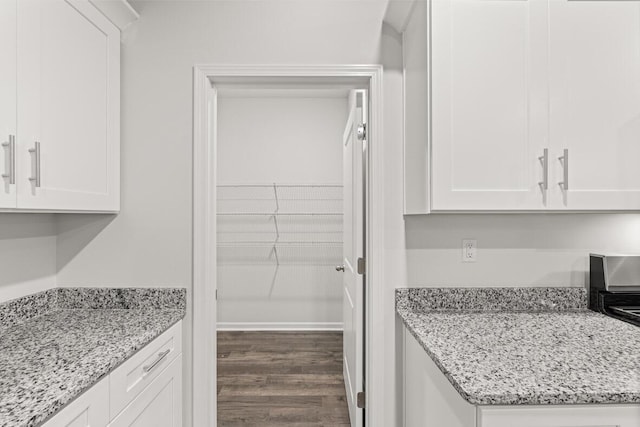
left=590, top=254, right=640, bottom=326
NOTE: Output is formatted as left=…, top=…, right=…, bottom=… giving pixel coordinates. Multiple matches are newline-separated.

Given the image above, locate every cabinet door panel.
left=479, top=404, right=640, bottom=427
left=41, top=376, right=109, bottom=427
left=109, top=356, right=182, bottom=427
left=431, top=0, right=550, bottom=211
left=549, top=0, right=640, bottom=210
left=17, top=0, right=119, bottom=211
left=109, top=322, right=182, bottom=419
left=0, top=0, right=17, bottom=208
left=403, top=328, right=476, bottom=426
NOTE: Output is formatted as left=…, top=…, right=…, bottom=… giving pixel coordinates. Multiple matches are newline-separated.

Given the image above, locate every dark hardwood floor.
left=217, top=331, right=351, bottom=427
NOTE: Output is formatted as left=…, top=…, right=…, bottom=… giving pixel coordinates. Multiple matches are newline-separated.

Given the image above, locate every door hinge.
left=357, top=257, right=366, bottom=275
left=215, top=289, right=218, bottom=300
left=357, top=391, right=366, bottom=408
left=357, top=123, right=366, bottom=141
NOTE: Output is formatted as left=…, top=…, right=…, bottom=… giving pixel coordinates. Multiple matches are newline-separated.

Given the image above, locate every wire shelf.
left=218, top=184, right=342, bottom=199
left=216, top=184, right=343, bottom=266
left=217, top=242, right=342, bottom=266
left=217, top=212, right=342, bottom=216
left=217, top=184, right=343, bottom=214
left=218, top=214, right=342, bottom=234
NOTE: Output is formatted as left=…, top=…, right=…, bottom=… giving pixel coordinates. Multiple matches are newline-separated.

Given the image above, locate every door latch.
left=357, top=123, right=366, bottom=141
left=357, top=391, right=366, bottom=408
left=357, top=257, right=366, bottom=275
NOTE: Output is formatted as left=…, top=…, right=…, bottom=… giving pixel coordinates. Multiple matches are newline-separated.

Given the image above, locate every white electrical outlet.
left=462, top=239, right=477, bottom=263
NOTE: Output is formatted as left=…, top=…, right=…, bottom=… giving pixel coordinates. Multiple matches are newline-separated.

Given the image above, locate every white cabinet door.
left=403, top=327, right=476, bottom=427
left=17, top=0, right=120, bottom=212
left=0, top=0, right=17, bottom=208
left=109, top=356, right=183, bottom=427
left=42, top=376, right=109, bottom=427
left=109, top=322, right=182, bottom=419
left=430, top=0, right=550, bottom=211
left=548, top=0, right=640, bottom=210
left=479, top=405, right=640, bottom=427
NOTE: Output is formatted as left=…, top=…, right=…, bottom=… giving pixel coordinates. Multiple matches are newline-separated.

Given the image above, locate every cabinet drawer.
left=42, top=375, right=109, bottom=427
left=109, top=321, right=182, bottom=419
left=108, top=355, right=182, bottom=427
left=479, top=405, right=640, bottom=427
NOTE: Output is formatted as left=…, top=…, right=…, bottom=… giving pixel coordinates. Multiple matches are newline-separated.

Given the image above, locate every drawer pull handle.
left=143, top=349, right=171, bottom=374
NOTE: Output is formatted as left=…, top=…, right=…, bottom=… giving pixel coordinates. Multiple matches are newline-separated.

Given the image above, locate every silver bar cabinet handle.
left=143, top=349, right=171, bottom=374
left=28, top=141, right=41, bottom=188
left=538, top=148, right=548, bottom=191
left=2, top=135, right=15, bottom=184
left=558, top=148, right=569, bottom=191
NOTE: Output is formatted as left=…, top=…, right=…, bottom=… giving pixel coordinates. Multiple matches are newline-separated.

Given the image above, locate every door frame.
left=192, top=64, right=384, bottom=427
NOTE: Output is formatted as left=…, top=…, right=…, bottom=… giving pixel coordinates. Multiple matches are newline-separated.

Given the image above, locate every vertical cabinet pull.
left=28, top=142, right=41, bottom=188
left=558, top=149, right=569, bottom=191
left=538, top=148, right=548, bottom=192
left=2, top=135, right=15, bottom=184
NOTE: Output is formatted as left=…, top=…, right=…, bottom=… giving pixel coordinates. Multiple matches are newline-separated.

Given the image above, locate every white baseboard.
left=216, top=322, right=343, bottom=331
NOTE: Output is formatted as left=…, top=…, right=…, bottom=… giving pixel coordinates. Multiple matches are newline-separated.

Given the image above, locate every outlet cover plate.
left=462, top=239, right=477, bottom=263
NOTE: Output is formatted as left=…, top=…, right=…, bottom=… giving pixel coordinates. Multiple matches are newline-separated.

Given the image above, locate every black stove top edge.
left=592, top=293, right=640, bottom=327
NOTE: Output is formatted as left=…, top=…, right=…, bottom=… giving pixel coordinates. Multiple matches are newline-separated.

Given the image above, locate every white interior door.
left=548, top=0, right=640, bottom=210
left=0, top=0, right=17, bottom=208
left=341, top=89, right=366, bottom=427
left=17, top=0, right=120, bottom=211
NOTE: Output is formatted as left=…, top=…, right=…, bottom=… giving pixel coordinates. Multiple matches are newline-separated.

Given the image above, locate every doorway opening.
left=193, top=66, right=384, bottom=427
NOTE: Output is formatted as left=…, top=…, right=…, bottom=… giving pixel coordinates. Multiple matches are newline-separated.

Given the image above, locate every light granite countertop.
left=396, top=287, right=640, bottom=406
left=0, top=288, right=186, bottom=427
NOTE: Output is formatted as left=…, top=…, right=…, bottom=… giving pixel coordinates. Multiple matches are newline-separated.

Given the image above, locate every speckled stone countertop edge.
left=397, top=309, right=481, bottom=404
left=395, top=287, right=640, bottom=406
left=0, top=287, right=187, bottom=427
left=396, top=307, right=640, bottom=406
left=0, top=287, right=187, bottom=331
left=33, top=312, right=186, bottom=427
left=395, top=286, right=588, bottom=313
left=0, top=288, right=58, bottom=330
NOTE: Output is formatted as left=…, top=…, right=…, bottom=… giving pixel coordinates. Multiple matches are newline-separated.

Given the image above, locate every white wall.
left=0, top=214, right=57, bottom=303
left=406, top=214, right=640, bottom=287
left=402, top=0, right=640, bottom=289
left=216, top=95, right=347, bottom=328
left=54, top=1, right=403, bottom=426
left=218, top=96, right=346, bottom=184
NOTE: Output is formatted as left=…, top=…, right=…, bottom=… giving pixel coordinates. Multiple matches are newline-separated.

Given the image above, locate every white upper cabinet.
left=548, top=0, right=640, bottom=210
left=405, top=0, right=640, bottom=212
left=0, top=0, right=17, bottom=208
left=16, top=0, right=120, bottom=212
left=431, top=0, right=549, bottom=211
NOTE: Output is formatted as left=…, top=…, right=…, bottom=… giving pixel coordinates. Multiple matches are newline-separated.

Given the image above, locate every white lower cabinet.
left=403, top=327, right=640, bottom=427
left=42, top=322, right=183, bottom=427
left=479, top=405, right=640, bottom=427
left=108, top=357, right=182, bottom=427
left=108, top=322, right=182, bottom=419
left=41, top=376, right=109, bottom=427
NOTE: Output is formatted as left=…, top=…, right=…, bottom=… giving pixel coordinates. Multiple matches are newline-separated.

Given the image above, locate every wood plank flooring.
left=217, top=331, right=351, bottom=427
